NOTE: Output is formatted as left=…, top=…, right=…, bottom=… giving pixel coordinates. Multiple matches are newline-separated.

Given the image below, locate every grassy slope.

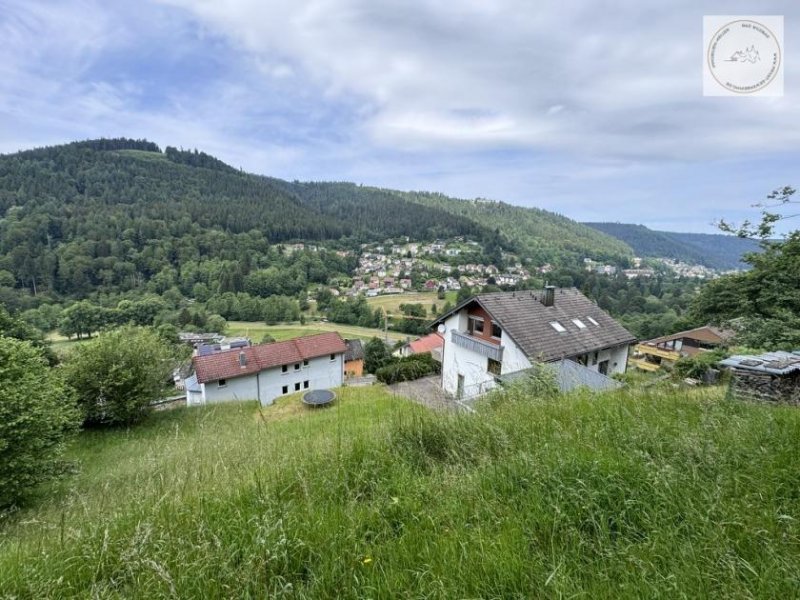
left=226, top=321, right=408, bottom=342
left=365, top=290, right=457, bottom=315
left=2, top=386, right=800, bottom=598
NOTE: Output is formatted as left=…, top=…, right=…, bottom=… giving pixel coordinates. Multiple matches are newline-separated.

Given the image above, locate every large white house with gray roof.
left=431, top=287, right=636, bottom=399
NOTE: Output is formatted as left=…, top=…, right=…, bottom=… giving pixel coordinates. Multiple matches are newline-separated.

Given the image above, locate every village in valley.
left=291, top=236, right=729, bottom=303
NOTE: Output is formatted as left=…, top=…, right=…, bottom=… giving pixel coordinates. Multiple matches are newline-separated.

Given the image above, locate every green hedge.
left=376, top=352, right=440, bottom=385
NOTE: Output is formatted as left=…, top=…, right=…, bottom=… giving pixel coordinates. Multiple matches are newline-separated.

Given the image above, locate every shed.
left=720, top=351, right=800, bottom=405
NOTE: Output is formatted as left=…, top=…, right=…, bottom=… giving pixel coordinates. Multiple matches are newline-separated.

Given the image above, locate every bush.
left=674, top=349, right=728, bottom=380
left=364, top=337, right=392, bottom=373
left=63, top=326, right=175, bottom=426
left=0, top=337, right=79, bottom=509
left=375, top=352, right=440, bottom=384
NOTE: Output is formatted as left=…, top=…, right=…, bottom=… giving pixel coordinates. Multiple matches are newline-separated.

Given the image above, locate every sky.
left=1, top=1, right=798, bottom=233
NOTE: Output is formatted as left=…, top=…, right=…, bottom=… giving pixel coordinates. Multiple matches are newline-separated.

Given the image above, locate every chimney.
left=542, top=285, right=555, bottom=307
left=239, top=351, right=247, bottom=368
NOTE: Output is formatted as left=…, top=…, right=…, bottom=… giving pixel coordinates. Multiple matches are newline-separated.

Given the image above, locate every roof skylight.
left=572, top=318, right=587, bottom=330
left=586, top=316, right=600, bottom=327
left=550, top=321, right=567, bottom=333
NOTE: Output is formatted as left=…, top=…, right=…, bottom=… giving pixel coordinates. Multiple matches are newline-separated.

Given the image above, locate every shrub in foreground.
left=63, top=326, right=175, bottom=426
left=0, top=336, right=79, bottom=509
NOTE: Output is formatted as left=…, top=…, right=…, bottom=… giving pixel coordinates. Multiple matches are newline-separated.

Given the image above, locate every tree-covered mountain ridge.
left=0, top=137, right=632, bottom=257
left=583, top=222, right=762, bottom=270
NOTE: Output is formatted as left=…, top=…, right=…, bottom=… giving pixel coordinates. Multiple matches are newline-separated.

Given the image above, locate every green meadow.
left=2, top=384, right=799, bottom=598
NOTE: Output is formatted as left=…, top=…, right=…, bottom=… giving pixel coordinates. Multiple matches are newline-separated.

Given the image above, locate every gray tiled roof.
left=438, top=288, right=636, bottom=362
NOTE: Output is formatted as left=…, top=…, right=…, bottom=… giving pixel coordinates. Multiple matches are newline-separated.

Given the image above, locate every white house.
left=188, top=332, right=347, bottom=407
left=431, top=287, right=636, bottom=400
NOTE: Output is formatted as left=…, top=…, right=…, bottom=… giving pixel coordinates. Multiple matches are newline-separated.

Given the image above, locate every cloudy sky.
left=1, top=1, right=797, bottom=232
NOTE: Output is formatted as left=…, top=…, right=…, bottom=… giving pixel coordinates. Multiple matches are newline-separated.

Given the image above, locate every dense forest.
left=584, top=222, right=761, bottom=269
left=271, top=182, right=634, bottom=265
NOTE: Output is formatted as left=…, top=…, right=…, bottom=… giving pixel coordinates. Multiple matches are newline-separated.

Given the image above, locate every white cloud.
left=157, top=0, right=800, bottom=160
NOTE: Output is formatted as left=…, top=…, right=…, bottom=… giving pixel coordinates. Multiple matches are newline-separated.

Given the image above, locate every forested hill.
left=0, top=138, right=632, bottom=302
left=268, top=181, right=633, bottom=265
left=583, top=222, right=762, bottom=269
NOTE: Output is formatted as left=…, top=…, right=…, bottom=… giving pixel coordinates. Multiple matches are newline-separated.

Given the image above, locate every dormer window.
left=549, top=321, right=567, bottom=333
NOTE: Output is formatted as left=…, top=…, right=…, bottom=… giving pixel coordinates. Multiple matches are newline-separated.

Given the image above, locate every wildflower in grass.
left=362, top=557, right=373, bottom=565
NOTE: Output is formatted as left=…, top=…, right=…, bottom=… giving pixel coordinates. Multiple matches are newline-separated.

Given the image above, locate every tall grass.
left=1, top=384, right=799, bottom=598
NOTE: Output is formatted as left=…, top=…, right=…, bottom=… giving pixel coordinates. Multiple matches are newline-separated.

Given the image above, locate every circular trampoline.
left=302, top=389, right=336, bottom=408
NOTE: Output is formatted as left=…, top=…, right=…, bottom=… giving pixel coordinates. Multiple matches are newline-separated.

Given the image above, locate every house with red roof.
left=186, top=332, right=347, bottom=406
left=397, top=332, right=444, bottom=362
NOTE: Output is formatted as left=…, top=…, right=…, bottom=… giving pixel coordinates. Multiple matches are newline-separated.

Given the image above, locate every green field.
left=366, top=290, right=457, bottom=316
left=226, top=320, right=408, bottom=342
left=3, top=383, right=800, bottom=598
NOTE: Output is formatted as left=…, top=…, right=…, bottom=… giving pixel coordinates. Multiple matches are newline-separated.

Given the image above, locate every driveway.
left=387, top=375, right=463, bottom=411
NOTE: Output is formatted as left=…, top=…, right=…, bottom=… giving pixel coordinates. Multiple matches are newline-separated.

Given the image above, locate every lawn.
left=226, top=320, right=408, bottom=342
left=366, top=290, right=457, bottom=316
left=3, top=383, right=800, bottom=598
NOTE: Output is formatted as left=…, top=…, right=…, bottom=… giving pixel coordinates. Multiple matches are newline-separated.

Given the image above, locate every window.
left=303, top=360, right=309, bottom=367
left=468, top=316, right=484, bottom=335
left=281, top=365, right=288, bottom=373
left=294, top=382, right=301, bottom=392
left=303, top=380, right=309, bottom=389
left=218, top=379, right=227, bottom=388
left=549, top=321, right=567, bottom=333
left=282, top=385, right=288, bottom=394
left=491, top=322, right=502, bottom=338
left=592, top=352, right=598, bottom=365
left=487, top=358, right=502, bottom=376
left=571, top=318, right=587, bottom=330
left=330, top=353, right=336, bottom=361
left=294, top=363, right=300, bottom=371
left=586, top=316, right=600, bottom=327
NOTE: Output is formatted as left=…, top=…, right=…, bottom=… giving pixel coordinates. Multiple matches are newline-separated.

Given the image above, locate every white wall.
left=440, top=310, right=530, bottom=399
left=570, top=344, right=630, bottom=376
left=258, top=353, right=344, bottom=406
left=198, top=353, right=344, bottom=406
left=202, top=372, right=258, bottom=404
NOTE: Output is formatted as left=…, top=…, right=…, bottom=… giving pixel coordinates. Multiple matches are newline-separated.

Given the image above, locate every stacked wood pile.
left=729, top=369, right=800, bottom=405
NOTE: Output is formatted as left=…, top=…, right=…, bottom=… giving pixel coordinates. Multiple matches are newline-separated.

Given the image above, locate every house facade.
left=432, top=287, right=636, bottom=399
left=344, top=339, right=365, bottom=378
left=632, top=325, right=733, bottom=371
left=189, top=332, right=346, bottom=406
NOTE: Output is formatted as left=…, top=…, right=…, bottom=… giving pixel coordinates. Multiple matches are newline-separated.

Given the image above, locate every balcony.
left=635, top=344, right=681, bottom=362
left=451, top=330, right=504, bottom=361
